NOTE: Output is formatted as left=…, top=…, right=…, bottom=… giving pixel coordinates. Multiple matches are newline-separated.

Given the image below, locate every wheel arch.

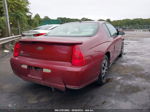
left=105, top=51, right=111, bottom=65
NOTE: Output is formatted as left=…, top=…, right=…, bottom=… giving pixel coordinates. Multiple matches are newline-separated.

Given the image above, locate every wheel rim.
left=101, top=58, right=108, bottom=82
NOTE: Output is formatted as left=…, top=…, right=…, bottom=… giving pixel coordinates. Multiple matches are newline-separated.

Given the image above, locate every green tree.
left=8, top=0, right=30, bottom=34
left=81, top=17, right=93, bottom=21
left=0, top=0, right=3, bottom=17
left=111, top=18, right=150, bottom=29
left=98, top=19, right=105, bottom=21
left=32, top=14, right=41, bottom=27
left=42, top=16, right=50, bottom=21
left=0, top=0, right=30, bottom=36
left=0, top=0, right=5, bottom=36
left=0, top=17, right=6, bottom=36
left=106, top=19, right=111, bottom=23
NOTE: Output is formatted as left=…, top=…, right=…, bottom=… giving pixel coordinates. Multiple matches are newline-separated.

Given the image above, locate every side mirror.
left=118, top=31, right=125, bottom=35
left=116, top=28, right=125, bottom=35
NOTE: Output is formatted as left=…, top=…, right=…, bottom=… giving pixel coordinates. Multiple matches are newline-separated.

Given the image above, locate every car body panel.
left=10, top=21, right=124, bottom=91
left=10, top=56, right=100, bottom=91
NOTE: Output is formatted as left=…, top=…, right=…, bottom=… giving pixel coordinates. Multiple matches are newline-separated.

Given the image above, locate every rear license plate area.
left=28, top=66, right=43, bottom=80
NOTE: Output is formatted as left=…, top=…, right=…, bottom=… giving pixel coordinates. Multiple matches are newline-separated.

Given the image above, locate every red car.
left=10, top=21, right=125, bottom=91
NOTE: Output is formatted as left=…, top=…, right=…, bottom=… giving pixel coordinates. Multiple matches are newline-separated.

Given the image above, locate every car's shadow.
left=22, top=76, right=113, bottom=98
left=24, top=81, right=101, bottom=94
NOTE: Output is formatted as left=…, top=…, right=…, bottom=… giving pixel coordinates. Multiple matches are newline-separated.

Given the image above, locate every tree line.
left=0, top=0, right=150, bottom=37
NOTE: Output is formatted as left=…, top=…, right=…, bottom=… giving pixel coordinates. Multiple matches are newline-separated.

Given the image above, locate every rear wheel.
left=97, top=55, right=109, bottom=85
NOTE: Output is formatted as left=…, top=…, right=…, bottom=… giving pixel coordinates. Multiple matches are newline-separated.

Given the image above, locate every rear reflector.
left=72, top=46, right=86, bottom=66
left=21, top=64, right=28, bottom=69
left=33, top=33, right=46, bottom=37
left=43, top=69, right=51, bottom=73
left=13, top=42, right=21, bottom=57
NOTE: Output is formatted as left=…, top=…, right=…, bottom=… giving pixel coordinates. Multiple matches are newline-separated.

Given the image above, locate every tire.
left=97, top=55, right=109, bottom=85
left=118, top=42, right=124, bottom=57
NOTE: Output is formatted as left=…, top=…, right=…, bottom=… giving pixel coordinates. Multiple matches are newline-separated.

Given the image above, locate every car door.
left=104, top=23, right=123, bottom=61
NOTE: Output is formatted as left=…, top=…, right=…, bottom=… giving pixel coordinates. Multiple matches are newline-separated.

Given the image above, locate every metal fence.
left=0, top=35, right=21, bottom=57
left=0, top=35, right=21, bottom=45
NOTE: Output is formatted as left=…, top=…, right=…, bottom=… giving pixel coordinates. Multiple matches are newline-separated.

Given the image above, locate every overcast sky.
left=29, top=0, right=150, bottom=20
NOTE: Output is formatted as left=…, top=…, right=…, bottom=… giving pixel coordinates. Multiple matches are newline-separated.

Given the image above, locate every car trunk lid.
left=19, top=37, right=83, bottom=62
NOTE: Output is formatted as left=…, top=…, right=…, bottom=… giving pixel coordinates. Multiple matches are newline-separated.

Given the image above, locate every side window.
left=105, top=23, right=117, bottom=37
left=103, top=24, right=111, bottom=37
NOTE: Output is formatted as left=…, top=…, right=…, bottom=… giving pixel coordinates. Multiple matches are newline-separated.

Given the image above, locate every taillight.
left=72, top=46, right=86, bottom=66
left=33, top=33, right=46, bottom=37
left=13, top=42, right=21, bottom=57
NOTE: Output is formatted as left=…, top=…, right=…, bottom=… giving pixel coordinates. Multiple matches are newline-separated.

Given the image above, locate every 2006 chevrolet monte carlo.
left=10, top=21, right=125, bottom=91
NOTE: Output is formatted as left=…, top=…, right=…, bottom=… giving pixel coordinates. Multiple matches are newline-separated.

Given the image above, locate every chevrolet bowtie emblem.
left=36, top=46, right=44, bottom=50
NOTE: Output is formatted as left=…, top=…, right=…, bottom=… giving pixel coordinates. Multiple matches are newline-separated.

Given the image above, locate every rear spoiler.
left=20, top=37, right=83, bottom=45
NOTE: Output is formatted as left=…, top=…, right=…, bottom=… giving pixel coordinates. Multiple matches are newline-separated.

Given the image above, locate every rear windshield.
left=47, top=22, right=99, bottom=37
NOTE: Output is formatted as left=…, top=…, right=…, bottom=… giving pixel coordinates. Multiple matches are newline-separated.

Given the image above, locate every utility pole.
left=2, top=0, right=11, bottom=36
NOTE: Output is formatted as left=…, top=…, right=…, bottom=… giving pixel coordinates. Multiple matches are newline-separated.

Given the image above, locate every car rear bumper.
left=10, top=56, right=98, bottom=91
